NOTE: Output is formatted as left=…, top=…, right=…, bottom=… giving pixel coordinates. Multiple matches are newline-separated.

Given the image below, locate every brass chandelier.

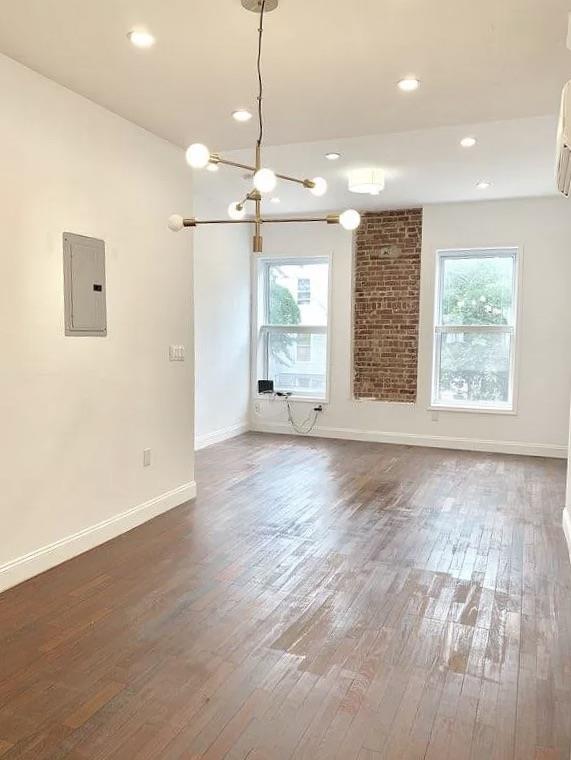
left=168, top=0, right=361, bottom=253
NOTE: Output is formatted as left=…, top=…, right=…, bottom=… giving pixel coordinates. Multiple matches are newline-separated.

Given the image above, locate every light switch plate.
left=169, top=345, right=185, bottom=361
left=143, top=448, right=151, bottom=467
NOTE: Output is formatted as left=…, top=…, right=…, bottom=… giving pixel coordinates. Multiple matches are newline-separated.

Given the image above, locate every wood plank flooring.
left=0, top=433, right=570, bottom=759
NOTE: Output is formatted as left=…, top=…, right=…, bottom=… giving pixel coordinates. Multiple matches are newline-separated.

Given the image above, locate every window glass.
left=267, top=332, right=327, bottom=397
left=435, top=332, right=511, bottom=406
left=441, top=255, right=515, bottom=326
left=433, top=250, right=517, bottom=411
left=260, top=259, right=329, bottom=399
left=268, top=263, right=327, bottom=326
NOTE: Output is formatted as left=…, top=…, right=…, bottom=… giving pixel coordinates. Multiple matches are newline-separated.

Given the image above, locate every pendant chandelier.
left=168, top=0, right=361, bottom=253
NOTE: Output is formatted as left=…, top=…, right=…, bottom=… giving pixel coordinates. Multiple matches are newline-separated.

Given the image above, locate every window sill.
left=257, top=394, right=328, bottom=405
left=428, top=404, right=516, bottom=416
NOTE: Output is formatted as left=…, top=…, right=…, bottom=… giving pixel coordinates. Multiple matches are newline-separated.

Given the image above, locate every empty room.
left=1, top=1, right=571, bottom=758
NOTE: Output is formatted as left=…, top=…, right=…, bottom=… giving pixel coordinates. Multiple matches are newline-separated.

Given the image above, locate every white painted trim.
left=251, top=421, right=567, bottom=459
left=195, top=421, right=249, bottom=450
left=563, top=507, right=571, bottom=563
left=0, top=481, right=197, bottom=594
left=431, top=246, right=522, bottom=415
left=251, top=253, right=333, bottom=406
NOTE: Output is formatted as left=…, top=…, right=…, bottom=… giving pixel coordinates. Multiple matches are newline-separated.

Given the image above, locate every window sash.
left=435, top=324, right=514, bottom=335
left=436, top=249, right=518, bottom=329
left=260, top=324, right=327, bottom=334
left=432, top=248, right=519, bottom=411
left=264, top=261, right=328, bottom=327
left=255, top=255, right=331, bottom=401
left=261, top=328, right=327, bottom=396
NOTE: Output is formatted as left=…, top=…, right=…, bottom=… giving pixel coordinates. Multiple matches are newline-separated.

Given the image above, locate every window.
left=256, top=257, right=330, bottom=399
left=297, top=278, right=311, bottom=305
left=432, top=248, right=519, bottom=411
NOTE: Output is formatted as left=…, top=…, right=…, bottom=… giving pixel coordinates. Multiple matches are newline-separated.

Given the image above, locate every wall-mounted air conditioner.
left=556, top=80, right=571, bottom=197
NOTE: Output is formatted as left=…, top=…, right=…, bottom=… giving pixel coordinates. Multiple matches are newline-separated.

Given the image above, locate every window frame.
left=252, top=254, right=332, bottom=403
left=430, top=247, right=521, bottom=414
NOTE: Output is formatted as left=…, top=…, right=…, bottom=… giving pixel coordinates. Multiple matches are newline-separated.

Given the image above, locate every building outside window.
left=296, top=332, right=312, bottom=362
left=432, top=248, right=519, bottom=411
left=297, top=278, right=311, bottom=305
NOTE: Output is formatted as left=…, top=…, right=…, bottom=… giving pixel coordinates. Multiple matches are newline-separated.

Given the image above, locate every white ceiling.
left=0, top=0, right=570, bottom=151
left=194, top=115, right=560, bottom=215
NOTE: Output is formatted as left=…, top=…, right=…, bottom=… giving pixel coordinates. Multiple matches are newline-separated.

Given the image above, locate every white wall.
left=564, top=408, right=571, bottom=558
left=252, top=197, right=571, bottom=458
left=192, top=188, right=251, bottom=449
left=0, top=54, right=195, bottom=591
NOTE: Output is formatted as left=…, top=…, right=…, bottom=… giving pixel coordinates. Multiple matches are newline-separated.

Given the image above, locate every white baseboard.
left=0, top=481, right=196, bottom=594
left=563, top=508, right=571, bottom=564
left=195, top=421, right=249, bottom=450
left=251, top=422, right=567, bottom=459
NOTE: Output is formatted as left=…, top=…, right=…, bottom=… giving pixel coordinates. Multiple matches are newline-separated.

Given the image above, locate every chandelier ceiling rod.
left=168, top=0, right=361, bottom=251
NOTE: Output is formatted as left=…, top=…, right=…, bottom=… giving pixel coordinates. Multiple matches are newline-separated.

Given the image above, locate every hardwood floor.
left=0, top=433, right=570, bottom=759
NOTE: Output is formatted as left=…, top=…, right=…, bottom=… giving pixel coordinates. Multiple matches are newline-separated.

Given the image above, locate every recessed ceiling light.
left=460, top=136, right=477, bottom=148
left=206, top=163, right=219, bottom=172
left=270, top=197, right=281, bottom=204
left=476, top=180, right=492, bottom=189
left=232, top=109, right=253, bottom=123
left=397, top=78, right=420, bottom=92
left=325, top=152, right=341, bottom=161
left=127, top=30, right=155, bottom=48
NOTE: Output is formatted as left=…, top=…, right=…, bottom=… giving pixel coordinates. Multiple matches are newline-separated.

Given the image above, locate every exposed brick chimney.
left=353, top=209, right=422, bottom=402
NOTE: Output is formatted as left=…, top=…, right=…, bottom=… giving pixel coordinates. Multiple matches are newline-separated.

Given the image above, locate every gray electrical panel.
left=63, top=233, right=107, bottom=337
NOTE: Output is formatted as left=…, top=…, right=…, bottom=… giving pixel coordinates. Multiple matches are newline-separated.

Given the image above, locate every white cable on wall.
left=285, top=396, right=321, bottom=435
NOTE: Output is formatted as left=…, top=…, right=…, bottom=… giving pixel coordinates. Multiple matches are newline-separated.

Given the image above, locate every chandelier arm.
left=213, top=156, right=316, bottom=190
left=186, top=216, right=339, bottom=226
left=213, top=157, right=255, bottom=172
left=192, top=219, right=254, bottom=226
left=275, top=172, right=312, bottom=187
left=260, top=215, right=340, bottom=224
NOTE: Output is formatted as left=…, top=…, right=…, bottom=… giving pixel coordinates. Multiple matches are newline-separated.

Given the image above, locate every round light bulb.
left=460, top=136, right=477, bottom=148
left=168, top=214, right=184, bottom=232
left=185, top=143, right=211, bottom=169
left=397, top=78, right=420, bottom=92
left=253, top=168, right=277, bottom=194
left=339, top=209, right=361, bottom=231
left=127, top=30, right=155, bottom=48
left=310, top=177, right=328, bottom=197
left=476, top=180, right=491, bottom=189
left=228, top=202, right=246, bottom=220
left=325, top=152, right=341, bottom=161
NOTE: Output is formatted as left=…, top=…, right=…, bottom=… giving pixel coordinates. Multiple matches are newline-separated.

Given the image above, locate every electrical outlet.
left=169, top=345, right=185, bottom=362
left=254, top=402, right=261, bottom=414
left=431, top=410, right=439, bottom=422
left=143, top=448, right=152, bottom=467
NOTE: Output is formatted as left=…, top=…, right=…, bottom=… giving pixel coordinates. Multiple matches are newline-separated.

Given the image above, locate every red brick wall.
left=353, top=209, right=422, bottom=402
